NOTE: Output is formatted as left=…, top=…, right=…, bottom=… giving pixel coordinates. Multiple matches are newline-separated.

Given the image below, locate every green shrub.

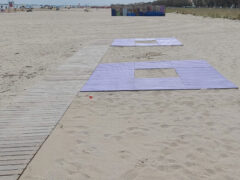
left=166, top=8, right=240, bottom=20
left=238, top=14, right=240, bottom=20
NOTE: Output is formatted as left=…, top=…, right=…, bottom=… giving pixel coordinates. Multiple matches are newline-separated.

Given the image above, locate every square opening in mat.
left=135, top=68, right=178, bottom=78
left=135, top=40, right=158, bottom=44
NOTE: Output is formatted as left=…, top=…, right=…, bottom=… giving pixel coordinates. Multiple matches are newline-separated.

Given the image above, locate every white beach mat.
left=112, top=38, right=183, bottom=47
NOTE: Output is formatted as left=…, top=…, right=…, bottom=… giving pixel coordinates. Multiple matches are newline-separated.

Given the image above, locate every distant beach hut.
left=111, top=8, right=116, bottom=16
left=0, top=5, right=4, bottom=12
left=123, top=7, right=127, bottom=16
left=111, top=4, right=165, bottom=16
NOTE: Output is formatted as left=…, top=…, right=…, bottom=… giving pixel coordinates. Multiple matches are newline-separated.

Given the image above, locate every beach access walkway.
left=0, top=45, right=108, bottom=180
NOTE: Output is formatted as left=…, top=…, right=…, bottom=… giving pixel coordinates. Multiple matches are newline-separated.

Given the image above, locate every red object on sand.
left=89, top=96, right=93, bottom=99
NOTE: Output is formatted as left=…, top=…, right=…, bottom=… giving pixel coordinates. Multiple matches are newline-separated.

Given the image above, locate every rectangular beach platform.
left=112, top=38, right=183, bottom=47
left=81, top=60, right=238, bottom=92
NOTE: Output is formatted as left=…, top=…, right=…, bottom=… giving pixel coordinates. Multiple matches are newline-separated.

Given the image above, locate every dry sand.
left=0, top=9, right=111, bottom=106
left=1, top=9, right=240, bottom=180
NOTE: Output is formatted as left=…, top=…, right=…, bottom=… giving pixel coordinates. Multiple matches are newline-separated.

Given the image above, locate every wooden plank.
left=0, top=143, right=40, bottom=149
left=0, top=129, right=52, bottom=134
left=0, top=146, right=39, bottom=153
left=0, top=164, right=25, bottom=171
left=0, top=125, right=55, bottom=130
left=0, top=169, right=22, bottom=176
left=0, top=135, right=47, bottom=141
left=0, top=150, right=36, bottom=156
left=0, top=134, right=51, bottom=139
left=0, top=155, right=32, bottom=161
left=0, top=160, right=29, bottom=166
left=0, top=119, right=57, bottom=122
left=0, top=126, right=52, bottom=131
left=0, top=133, right=50, bottom=139
left=0, top=175, right=19, bottom=180
left=0, top=140, right=44, bottom=146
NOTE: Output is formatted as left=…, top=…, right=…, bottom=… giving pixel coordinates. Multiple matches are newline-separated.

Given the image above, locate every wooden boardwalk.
left=0, top=45, right=108, bottom=180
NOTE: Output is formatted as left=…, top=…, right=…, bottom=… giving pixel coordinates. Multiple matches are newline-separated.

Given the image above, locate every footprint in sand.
left=103, top=133, right=111, bottom=137
left=126, top=127, right=148, bottom=136
left=185, top=161, right=196, bottom=168
left=135, top=158, right=148, bottom=168
left=112, top=135, right=122, bottom=141
left=119, top=150, right=131, bottom=159
left=121, top=169, right=138, bottom=180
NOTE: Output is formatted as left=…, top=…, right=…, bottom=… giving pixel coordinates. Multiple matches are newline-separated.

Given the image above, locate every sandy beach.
left=1, top=9, right=240, bottom=180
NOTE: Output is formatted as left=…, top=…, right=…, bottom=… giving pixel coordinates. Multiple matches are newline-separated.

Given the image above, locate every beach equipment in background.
left=123, top=7, right=128, bottom=16
left=111, top=8, right=116, bottom=16
left=84, top=8, right=89, bottom=12
left=0, top=5, right=4, bottom=12
left=0, top=1, right=16, bottom=13
left=112, top=38, right=183, bottom=47
left=111, top=4, right=165, bottom=16
left=81, top=60, right=238, bottom=92
left=7, top=1, right=14, bottom=12
left=8, top=1, right=13, bottom=8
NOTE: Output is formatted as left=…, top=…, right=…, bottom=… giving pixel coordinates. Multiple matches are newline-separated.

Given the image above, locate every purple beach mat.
left=81, top=60, right=238, bottom=92
left=112, top=38, right=183, bottom=47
